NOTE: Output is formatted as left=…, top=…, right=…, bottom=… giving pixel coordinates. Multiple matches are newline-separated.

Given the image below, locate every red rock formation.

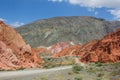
left=32, top=41, right=81, bottom=59
left=0, top=21, right=42, bottom=70
left=32, top=47, right=48, bottom=54
left=52, top=44, right=81, bottom=58
left=34, top=42, right=76, bottom=55
left=33, top=27, right=120, bottom=63
left=0, top=41, right=19, bottom=70
left=51, top=28, right=120, bottom=63
left=0, top=21, right=26, bottom=47
left=79, top=28, right=120, bottom=63
left=48, top=42, right=71, bottom=54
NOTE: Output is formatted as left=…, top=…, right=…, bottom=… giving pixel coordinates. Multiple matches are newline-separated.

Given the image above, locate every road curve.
left=0, top=66, right=72, bottom=80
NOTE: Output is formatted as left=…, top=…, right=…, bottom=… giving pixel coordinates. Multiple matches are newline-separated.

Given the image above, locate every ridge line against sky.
left=48, top=0, right=120, bottom=20
left=0, top=0, right=120, bottom=27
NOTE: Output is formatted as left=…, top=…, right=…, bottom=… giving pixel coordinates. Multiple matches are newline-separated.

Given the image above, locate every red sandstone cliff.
left=50, top=28, right=120, bottom=63
left=52, top=44, right=81, bottom=58
left=33, top=42, right=77, bottom=55
left=79, top=28, right=120, bottom=63
left=0, top=21, right=42, bottom=70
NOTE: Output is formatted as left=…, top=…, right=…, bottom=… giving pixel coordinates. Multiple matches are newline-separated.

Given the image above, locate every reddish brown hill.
left=50, top=28, right=120, bottom=63
left=52, top=44, right=81, bottom=58
left=0, top=21, right=26, bottom=47
left=48, top=42, right=72, bottom=54
left=33, top=42, right=82, bottom=58
left=0, top=21, right=42, bottom=70
left=79, top=28, right=120, bottom=63
left=33, top=42, right=77, bottom=55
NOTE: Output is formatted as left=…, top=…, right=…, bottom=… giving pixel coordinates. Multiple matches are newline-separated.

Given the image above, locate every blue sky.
left=0, top=0, right=120, bottom=27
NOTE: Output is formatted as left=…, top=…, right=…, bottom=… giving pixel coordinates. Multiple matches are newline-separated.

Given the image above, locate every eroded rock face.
left=33, top=27, right=120, bottom=63
left=0, top=41, right=19, bottom=70
left=0, top=21, right=42, bottom=70
left=32, top=42, right=82, bottom=59
left=48, top=42, right=72, bottom=54
left=0, top=21, right=26, bottom=47
left=80, top=28, right=120, bottom=63
left=52, top=44, right=81, bottom=58
left=34, top=42, right=77, bottom=55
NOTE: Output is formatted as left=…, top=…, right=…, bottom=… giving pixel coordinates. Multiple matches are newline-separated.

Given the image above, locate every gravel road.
left=0, top=66, right=72, bottom=80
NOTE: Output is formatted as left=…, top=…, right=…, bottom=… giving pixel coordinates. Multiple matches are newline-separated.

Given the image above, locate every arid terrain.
left=0, top=16, right=120, bottom=80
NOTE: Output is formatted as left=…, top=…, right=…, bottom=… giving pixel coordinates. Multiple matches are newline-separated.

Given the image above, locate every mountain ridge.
left=16, top=16, right=120, bottom=47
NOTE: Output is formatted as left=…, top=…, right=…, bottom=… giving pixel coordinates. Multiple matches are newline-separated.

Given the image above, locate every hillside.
left=79, top=28, right=120, bottom=63
left=16, top=16, right=120, bottom=47
left=0, top=21, right=42, bottom=70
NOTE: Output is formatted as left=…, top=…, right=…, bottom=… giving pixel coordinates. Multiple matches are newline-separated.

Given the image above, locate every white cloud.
left=88, top=8, right=95, bottom=12
left=0, top=18, right=24, bottom=28
left=68, top=0, right=120, bottom=8
left=49, top=0, right=120, bottom=20
left=10, top=22, right=24, bottom=28
left=0, top=18, right=6, bottom=21
left=109, top=9, right=120, bottom=20
left=49, top=0, right=120, bottom=8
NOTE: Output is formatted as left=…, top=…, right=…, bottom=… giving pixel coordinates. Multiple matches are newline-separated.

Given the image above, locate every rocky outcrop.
left=32, top=42, right=82, bottom=58
left=50, top=28, right=120, bottom=63
left=79, top=28, right=120, bottom=63
left=48, top=42, right=72, bottom=54
left=34, top=42, right=76, bottom=55
left=0, top=21, right=42, bottom=70
left=0, top=21, right=26, bottom=47
left=33, top=27, right=120, bottom=63
left=52, top=44, right=81, bottom=58
left=0, top=41, right=18, bottom=70
left=32, top=47, right=48, bottom=54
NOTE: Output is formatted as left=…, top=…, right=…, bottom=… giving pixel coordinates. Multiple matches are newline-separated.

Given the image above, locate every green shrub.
left=87, top=67, right=96, bottom=73
left=68, top=72, right=73, bottom=75
left=43, top=63, right=57, bottom=69
left=17, top=67, right=25, bottom=70
left=40, top=77, right=48, bottom=80
left=97, top=73, right=104, bottom=77
left=95, top=62, right=102, bottom=67
left=96, top=78, right=102, bottom=80
left=74, top=77, right=82, bottom=80
left=72, top=65, right=83, bottom=73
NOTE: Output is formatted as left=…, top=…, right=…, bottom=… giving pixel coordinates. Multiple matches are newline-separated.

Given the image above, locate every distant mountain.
left=16, top=16, right=120, bottom=47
